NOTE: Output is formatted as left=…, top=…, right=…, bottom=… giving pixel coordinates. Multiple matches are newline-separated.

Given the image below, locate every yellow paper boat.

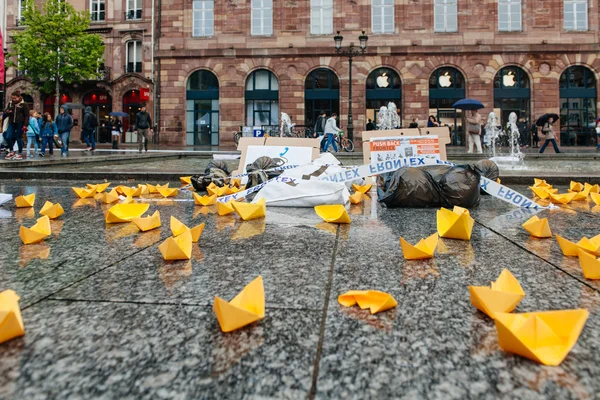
left=583, top=183, right=600, bottom=195
left=522, top=216, right=551, bottom=238
left=218, top=186, right=234, bottom=196
left=233, top=198, right=267, bottom=221
left=207, top=182, right=218, bottom=189
left=180, top=176, right=192, bottom=185
left=529, top=186, right=551, bottom=199
left=230, top=179, right=241, bottom=188
left=214, top=275, right=265, bottom=333
left=158, top=229, right=192, bottom=260
left=193, top=192, right=217, bottom=206
left=0, top=290, right=25, bottom=344
left=352, top=183, right=372, bottom=193
left=400, top=233, right=438, bottom=260
left=338, top=290, right=397, bottom=314
left=19, top=215, right=51, bottom=245
left=217, top=201, right=236, bottom=216
left=72, top=187, right=96, bottom=198
left=576, top=249, right=600, bottom=279
left=437, top=206, right=474, bottom=241
left=146, top=183, right=158, bottom=194
left=137, top=184, right=150, bottom=195
left=590, top=192, right=600, bottom=206
left=469, top=269, right=525, bottom=319
left=207, top=186, right=218, bottom=196
left=549, top=192, right=577, bottom=205
left=229, top=186, right=242, bottom=194
left=314, top=204, right=350, bottom=224
left=157, top=187, right=178, bottom=198
left=132, top=210, right=161, bottom=232
left=494, top=309, right=589, bottom=366
left=121, top=196, right=135, bottom=204
left=571, top=192, right=588, bottom=201
left=533, top=178, right=552, bottom=188
left=556, top=234, right=600, bottom=257
left=15, top=193, right=35, bottom=208
left=118, top=186, right=141, bottom=198
left=349, top=192, right=363, bottom=204
left=569, top=181, right=584, bottom=192
left=169, top=216, right=204, bottom=242
left=88, top=182, right=111, bottom=193
left=39, top=201, right=64, bottom=219
left=105, top=203, right=150, bottom=223
left=99, top=190, right=119, bottom=204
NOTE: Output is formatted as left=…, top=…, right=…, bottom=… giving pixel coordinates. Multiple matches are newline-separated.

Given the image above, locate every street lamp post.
left=333, top=30, right=368, bottom=142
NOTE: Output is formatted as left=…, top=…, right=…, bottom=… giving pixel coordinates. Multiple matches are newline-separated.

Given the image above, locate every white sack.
left=252, top=180, right=349, bottom=207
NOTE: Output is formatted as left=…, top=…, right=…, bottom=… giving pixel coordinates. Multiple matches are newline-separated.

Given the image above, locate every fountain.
left=484, top=112, right=501, bottom=158
left=488, top=111, right=524, bottom=163
left=376, top=102, right=401, bottom=130
left=279, top=112, right=295, bottom=137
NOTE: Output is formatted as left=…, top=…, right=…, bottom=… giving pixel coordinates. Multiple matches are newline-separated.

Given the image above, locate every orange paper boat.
left=529, top=186, right=551, bottom=199
left=169, top=216, right=204, bottom=242
left=569, top=181, right=584, bottom=192
left=15, top=193, right=35, bottom=208
left=214, top=276, right=265, bottom=333
left=583, top=183, right=600, bottom=195
left=194, top=192, right=217, bottom=206
left=590, top=192, right=600, bottom=206
left=338, top=290, right=397, bottom=314
left=556, top=234, right=600, bottom=257
left=469, top=269, right=525, bottom=319
left=548, top=192, right=577, bottom=205
left=180, top=176, right=192, bottom=185
left=349, top=192, right=363, bottom=204
left=19, top=215, right=51, bottom=244
left=576, top=249, right=600, bottom=279
left=39, top=201, right=64, bottom=219
left=522, top=216, right=551, bottom=238
left=217, top=201, right=236, bottom=216
left=437, top=206, right=474, bottom=240
left=132, top=210, right=161, bottom=232
left=400, top=233, right=438, bottom=260
left=352, top=183, right=372, bottom=193
left=72, top=187, right=96, bottom=198
left=157, top=187, right=178, bottom=198
left=233, top=198, right=267, bottom=221
left=88, top=182, right=111, bottom=193
left=494, top=309, right=589, bottom=366
left=105, top=203, right=150, bottom=223
left=0, top=290, right=25, bottom=344
left=314, top=204, right=350, bottom=224
left=99, top=190, right=120, bottom=204
left=158, top=229, right=192, bottom=260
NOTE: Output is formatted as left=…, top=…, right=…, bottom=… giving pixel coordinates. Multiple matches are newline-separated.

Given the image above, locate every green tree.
left=8, top=0, right=104, bottom=115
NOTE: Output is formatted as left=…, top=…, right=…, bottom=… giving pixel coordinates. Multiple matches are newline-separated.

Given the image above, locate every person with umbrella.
left=454, top=98, right=484, bottom=154
left=537, top=113, right=561, bottom=154
left=109, top=112, right=127, bottom=149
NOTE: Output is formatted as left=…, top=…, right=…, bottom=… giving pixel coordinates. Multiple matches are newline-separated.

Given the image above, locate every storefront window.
left=559, top=66, right=597, bottom=146
left=83, top=91, right=112, bottom=143
left=493, top=66, right=530, bottom=131
left=305, top=68, right=340, bottom=129
left=187, top=70, right=220, bottom=145
left=245, top=69, right=279, bottom=132
left=366, top=67, right=401, bottom=129
left=429, top=67, right=465, bottom=145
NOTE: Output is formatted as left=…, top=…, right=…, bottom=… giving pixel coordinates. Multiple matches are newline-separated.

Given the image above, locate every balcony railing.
left=16, top=70, right=28, bottom=78
left=125, top=10, right=142, bottom=21
left=125, top=63, right=142, bottom=74
left=91, top=12, right=106, bottom=22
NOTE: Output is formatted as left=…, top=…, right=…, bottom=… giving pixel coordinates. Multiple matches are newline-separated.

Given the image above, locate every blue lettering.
left=504, top=190, right=515, bottom=201
left=369, top=165, right=377, bottom=174
left=377, top=163, right=385, bottom=172
left=393, top=159, right=402, bottom=169
left=345, top=171, right=353, bottom=181
left=385, top=161, right=393, bottom=171
left=480, top=179, right=489, bottom=191
left=409, top=158, right=417, bottom=166
left=498, top=187, right=506, bottom=197
left=513, top=194, right=523, bottom=204
left=352, top=169, right=360, bottom=178
left=329, top=175, right=339, bottom=183
left=417, top=158, right=425, bottom=165
left=521, top=200, right=533, bottom=208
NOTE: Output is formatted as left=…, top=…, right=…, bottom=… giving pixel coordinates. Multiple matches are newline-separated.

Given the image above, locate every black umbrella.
left=62, top=103, right=86, bottom=110
left=452, top=98, right=485, bottom=110
left=536, top=113, right=559, bottom=127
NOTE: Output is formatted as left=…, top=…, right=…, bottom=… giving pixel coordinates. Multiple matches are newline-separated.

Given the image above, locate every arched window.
left=493, top=66, right=530, bottom=128
left=83, top=91, right=112, bottom=143
left=304, top=68, right=340, bottom=128
left=126, top=41, right=142, bottom=73
left=245, top=69, right=279, bottom=129
left=366, top=67, right=401, bottom=129
left=429, top=67, right=465, bottom=145
left=186, top=70, right=220, bottom=145
left=123, top=90, right=141, bottom=142
left=559, top=66, right=597, bottom=146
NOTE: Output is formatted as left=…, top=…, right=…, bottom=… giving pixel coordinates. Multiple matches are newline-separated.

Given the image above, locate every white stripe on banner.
left=217, top=176, right=299, bottom=203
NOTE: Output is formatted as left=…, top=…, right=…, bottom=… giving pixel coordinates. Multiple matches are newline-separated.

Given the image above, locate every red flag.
left=0, top=29, right=4, bottom=85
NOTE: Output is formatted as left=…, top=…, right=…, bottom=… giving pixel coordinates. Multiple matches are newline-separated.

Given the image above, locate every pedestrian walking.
left=314, top=110, right=327, bottom=152
left=427, top=115, right=439, bottom=128
left=110, top=116, right=123, bottom=149
left=323, top=113, right=341, bottom=153
left=3, top=90, right=29, bottom=160
left=466, top=110, right=483, bottom=154
left=517, top=117, right=528, bottom=148
left=26, top=110, right=40, bottom=157
left=539, top=117, right=561, bottom=153
left=82, top=106, right=97, bottom=152
left=409, top=117, right=419, bottom=128
left=55, top=105, right=73, bottom=157
left=38, top=113, right=58, bottom=157
left=135, top=105, right=153, bottom=153
left=531, top=123, right=539, bottom=148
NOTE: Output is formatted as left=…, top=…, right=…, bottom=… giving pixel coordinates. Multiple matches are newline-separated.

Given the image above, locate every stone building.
left=3, top=0, right=154, bottom=144
left=157, top=0, right=600, bottom=147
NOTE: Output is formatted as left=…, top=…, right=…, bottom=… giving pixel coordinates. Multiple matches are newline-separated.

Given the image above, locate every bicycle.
left=335, top=131, right=354, bottom=152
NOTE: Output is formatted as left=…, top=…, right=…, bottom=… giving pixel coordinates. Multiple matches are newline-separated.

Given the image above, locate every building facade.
left=3, top=0, right=154, bottom=143
left=157, top=0, right=600, bottom=147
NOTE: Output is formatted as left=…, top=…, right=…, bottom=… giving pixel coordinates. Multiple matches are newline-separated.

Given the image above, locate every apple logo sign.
left=503, top=71, right=516, bottom=87
left=438, top=72, right=452, bottom=88
left=377, top=72, right=390, bottom=88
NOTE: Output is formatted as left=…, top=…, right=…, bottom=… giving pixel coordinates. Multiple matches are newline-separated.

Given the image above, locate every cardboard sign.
left=369, top=136, right=440, bottom=165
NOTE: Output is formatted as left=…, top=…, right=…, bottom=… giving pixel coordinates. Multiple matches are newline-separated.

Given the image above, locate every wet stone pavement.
left=0, top=180, right=599, bottom=399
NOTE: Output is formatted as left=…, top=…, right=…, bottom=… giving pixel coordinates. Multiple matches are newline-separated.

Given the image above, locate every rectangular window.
left=498, top=0, right=521, bottom=31
left=126, top=41, right=142, bottom=73
left=310, top=0, right=333, bottom=35
left=90, top=0, right=106, bottom=22
left=193, top=0, right=214, bottom=37
left=434, top=0, right=458, bottom=32
left=251, top=0, right=273, bottom=36
left=126, top=0, right=142, bottom=20
left=371, top=0, right=394, bottom=34
left=564, top=0, right=588, bottom=31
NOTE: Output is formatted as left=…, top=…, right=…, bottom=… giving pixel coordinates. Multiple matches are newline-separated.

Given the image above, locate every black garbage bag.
left=190, top=160, right=232, bottom=191
left=245, top=156, right=286, bottom=190
left=472, top=160, right=499, bottom=181
left=378, top=165, right=481, bottom=208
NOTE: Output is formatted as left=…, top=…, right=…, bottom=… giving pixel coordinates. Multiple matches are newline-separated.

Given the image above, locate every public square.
left=0, top=151, right=599, bottom=399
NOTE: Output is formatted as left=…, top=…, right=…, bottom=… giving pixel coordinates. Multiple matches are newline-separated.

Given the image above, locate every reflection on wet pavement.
left=0, top=180, right=599, bottom=399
